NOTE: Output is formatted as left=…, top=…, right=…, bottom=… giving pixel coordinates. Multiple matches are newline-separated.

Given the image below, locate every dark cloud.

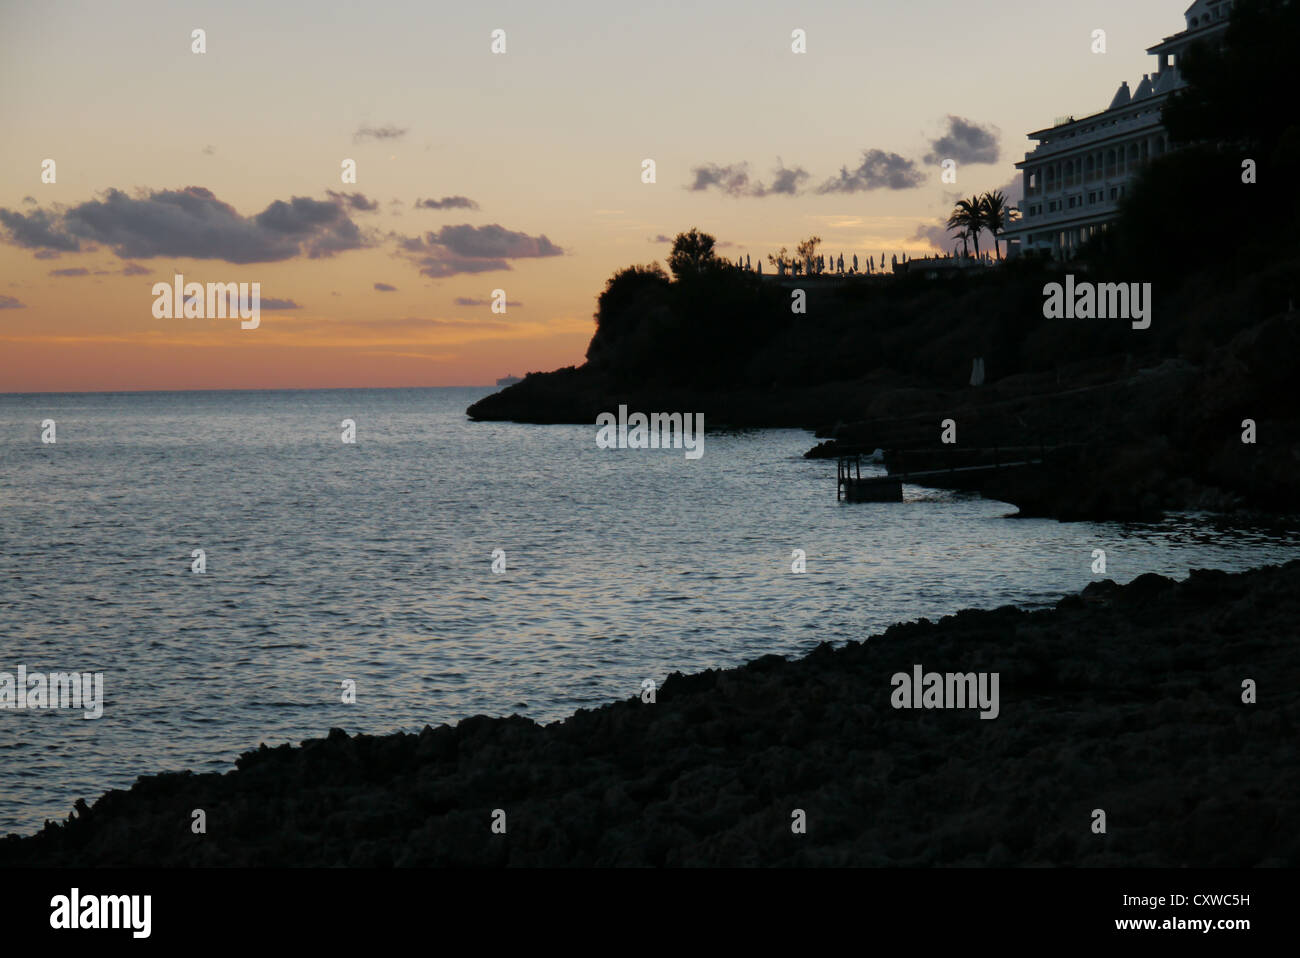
left=687, top=160, right=810, bottom=197
left=688, top=163, right=751, bottom=195
left=415, top=196, right=480, bottom=210
left=374, top=282, right=398, bottom=291
left=924, top=116, right=1001, bottom=166
left=354, top=124, right=407, bottom=142
left=992, top=172, right=1025, bottom=207
left=0, top=208, right=82, bottom=252
left=817, top=150, right=926, bottom=193
left=183, top=292, right=300, bottom=311
left=911, top=221, right=956, bottom=252
left=325, top=190, right=380, bottom=212
left=652, top=232, right=734, bottom=248
left=765, top=161, right=810, bottom=195
left=22, top=196, right=37, bottom=205
left=34, top=249, right=61, bottom=260
left=49, top=267, right=89, bottom=277
left=121, top=262, right=150, bottom=275
left=435, top=224, right=561, bottom=259
left=0, top=295, right=25, bottom=308
left=1, top=187, right=372, bottom=262
left=397, top=223, right=563, bottom=278
left=455, top=296, right=522, bottom=307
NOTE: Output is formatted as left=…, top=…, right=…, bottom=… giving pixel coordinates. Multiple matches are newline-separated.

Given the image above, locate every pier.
left=837, top=446, right=1048, bottom=502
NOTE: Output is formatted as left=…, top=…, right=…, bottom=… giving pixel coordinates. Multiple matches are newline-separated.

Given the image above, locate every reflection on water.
left=1, top=387, right=1297, bottom=835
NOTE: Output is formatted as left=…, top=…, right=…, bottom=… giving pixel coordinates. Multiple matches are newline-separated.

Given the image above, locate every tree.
left=593, top=263, right=670, bottom=333
left=795, top=236, right=822, bottom=275
left=767, top=246, right=793, bottom=272
left=1162, top=0, right=1300, bottom=156
left=668, top=228, right=722, bottom=280
left=979, top=190, right=1016, bottom=261
left=946, top=198, right=983, bottom=258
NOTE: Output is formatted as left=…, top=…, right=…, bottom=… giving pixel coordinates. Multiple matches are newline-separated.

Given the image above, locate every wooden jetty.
left=837, top=446, right=1047, bottom=502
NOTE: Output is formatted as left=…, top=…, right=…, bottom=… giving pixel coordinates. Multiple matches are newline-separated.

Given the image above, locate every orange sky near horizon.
left=0, top=0, right=1189, bottom=392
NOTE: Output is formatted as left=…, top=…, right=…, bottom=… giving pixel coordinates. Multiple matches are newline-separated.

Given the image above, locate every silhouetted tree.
left=795, top=236, right=822, bottom=274
left=668, top=228, right=723, bottom=281
left=947, top=197, right=983, bottom=258
left=980, top=190, right=1016, bottom=261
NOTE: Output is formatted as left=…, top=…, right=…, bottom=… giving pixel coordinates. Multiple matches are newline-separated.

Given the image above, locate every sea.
left=1, top=386, right=1298, bottom=836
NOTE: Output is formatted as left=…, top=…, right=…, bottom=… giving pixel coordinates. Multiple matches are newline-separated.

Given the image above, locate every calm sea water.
left=1, top=387, right=1298, bottom=836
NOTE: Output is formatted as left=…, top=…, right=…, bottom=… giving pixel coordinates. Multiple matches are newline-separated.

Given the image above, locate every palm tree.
left=946, top=197, right=983, bottom=259
left=979, top=190, right=1015, bottom=261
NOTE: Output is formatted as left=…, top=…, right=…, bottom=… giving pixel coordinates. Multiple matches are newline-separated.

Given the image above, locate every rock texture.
left=4, top=561, right=1296, bottom=867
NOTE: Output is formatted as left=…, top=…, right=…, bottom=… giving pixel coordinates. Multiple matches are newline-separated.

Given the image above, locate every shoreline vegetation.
left=3, top=559, right=1296, bottom=866
left=468, top=2, right=1300, bottom=522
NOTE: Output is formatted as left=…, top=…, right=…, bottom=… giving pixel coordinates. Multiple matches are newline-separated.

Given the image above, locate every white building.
left=1004, top=0, right=1234, bottom=260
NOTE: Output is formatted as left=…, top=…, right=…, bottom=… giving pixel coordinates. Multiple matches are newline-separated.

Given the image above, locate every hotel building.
left=1004, top=0, right=1235, bottom=259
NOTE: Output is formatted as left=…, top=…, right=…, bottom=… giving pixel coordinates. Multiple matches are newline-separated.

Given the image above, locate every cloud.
left=992, top=172, right=1025, bottom=207
left=49, top=267, right=89, bottom=277
left=1, top=187, right=373, bottom=262
left=686, top=160, right=810, bottom=197
left=415, top=196, right=480, bottom=210
left=924, top=116, right=1001, bottom=166
left=911, top=221, right=956, bottom=252
left=765, top=160, right=810, bottom=195
left=397, top=223, right=563, bottom=278
left=455, top=296, right=522, bottom=307
left=688, top=162, right=752, bottom=195
left=183, top=291, right=300, bottom=311
left=0, top=295, right=25, bottom=308
left=652, top=232, right=735, bottom=248
left=374, top=282, right=398, bottom=291
left=325, top=190, right=380, bottom=212
left=354, top=124, right=407, bottom=142
left=817, top=150, right=926, bottom=193
left=33, top=249, right=62, bottom=260
left=0, top=208, right=81, bottom=251
left=121, top=263, right=150, bottom=275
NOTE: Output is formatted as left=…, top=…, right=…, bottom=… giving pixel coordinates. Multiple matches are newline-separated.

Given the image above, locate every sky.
left=0, top=0, right=1191, bottom=392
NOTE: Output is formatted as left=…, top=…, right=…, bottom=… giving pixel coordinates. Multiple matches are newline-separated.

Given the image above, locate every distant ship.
left=496, top=374, right=522, bottom=386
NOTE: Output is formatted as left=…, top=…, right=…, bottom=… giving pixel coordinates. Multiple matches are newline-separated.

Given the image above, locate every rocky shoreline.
left=4, top=560, right=1296, bottom=867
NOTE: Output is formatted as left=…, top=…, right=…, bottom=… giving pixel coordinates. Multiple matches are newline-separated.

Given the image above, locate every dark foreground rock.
left=4, top=561, right=1297, bottom=867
